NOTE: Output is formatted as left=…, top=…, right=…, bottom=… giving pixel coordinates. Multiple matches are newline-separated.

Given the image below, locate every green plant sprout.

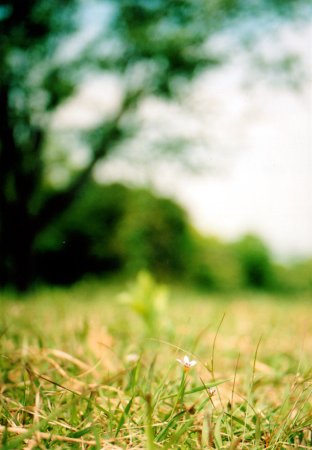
left=119, top=270, right=169, bottom=335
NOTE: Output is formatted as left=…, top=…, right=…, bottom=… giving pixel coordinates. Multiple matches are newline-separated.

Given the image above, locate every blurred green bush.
left=33, top=182, right=194, bottom=284
left=190, top=234, right=244, bottom=291
left=33, top=181, right=312, bottom=294
left=231, top=234, right=274, bottom=290
left=272, top=259, right=312, bottom=294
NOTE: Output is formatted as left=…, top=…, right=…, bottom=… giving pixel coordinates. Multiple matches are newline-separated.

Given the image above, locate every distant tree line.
left=30, top=182, right=312, bottom=294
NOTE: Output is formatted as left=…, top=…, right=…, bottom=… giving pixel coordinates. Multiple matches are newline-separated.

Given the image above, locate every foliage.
left=273, top=258, right=312, bottom=294
left=33, top=182, right=195, bottom=284
left=119, top=270, right=169, bottom=335
left=191, top=234, right=244, bottom=291
left=0, top=0, right=80, bottom=290
left=115, top=190, right=194, bottom=278
left=231, top=234, right=274, bottom=290
left=33, top=183, right=128, bottom=284
left=191, top=232, right=312, bottom=294
left=31, top=180, right=312, bottom=293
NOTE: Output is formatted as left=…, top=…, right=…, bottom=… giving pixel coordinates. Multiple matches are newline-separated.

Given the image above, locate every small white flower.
left=125, top=353, right=140, bottom=363
left=176, top=355, right=197, bottom=371
left=208, top=387, right=217, bottom=396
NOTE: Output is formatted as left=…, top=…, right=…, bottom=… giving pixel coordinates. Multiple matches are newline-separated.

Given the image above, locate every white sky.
left=53, top=19, right=312, bottom=261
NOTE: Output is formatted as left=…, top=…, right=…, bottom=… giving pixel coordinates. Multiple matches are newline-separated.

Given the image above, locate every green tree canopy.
left=232, top=234, right=274, bottom=289
left=191, top=234, right=244, bottom=291
left=33, top=182, right=194, bottom=284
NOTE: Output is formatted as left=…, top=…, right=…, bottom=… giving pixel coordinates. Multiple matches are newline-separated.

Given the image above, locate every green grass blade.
left=214, top=414, right=223, bottom=449
left=155, top=410, right=185, bottom=442
left=115, top=396, right=133, bottom=437
left=68, top=426, right=94, bottom=439
left=160, top=379, right=230, bottom=400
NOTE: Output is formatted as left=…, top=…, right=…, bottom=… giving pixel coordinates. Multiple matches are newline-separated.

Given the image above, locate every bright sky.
left=168, top=86, right=312, bottom=260
left=150, top=60, right=312, bottom=261
left=53, top=17, right=312, bottom=261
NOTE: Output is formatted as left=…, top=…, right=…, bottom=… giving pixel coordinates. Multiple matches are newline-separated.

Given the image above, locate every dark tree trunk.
left=0, top=84, right=39, bottom=291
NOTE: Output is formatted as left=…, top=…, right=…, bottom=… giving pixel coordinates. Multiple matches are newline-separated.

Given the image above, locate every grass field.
left=1, top=277, right=312, bottom=449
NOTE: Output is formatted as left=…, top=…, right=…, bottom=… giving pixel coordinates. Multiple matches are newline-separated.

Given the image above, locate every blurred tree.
left=273, top=259, right=312, bottom=294
left=116, top=189, right=193, bottom=278
left=191, top=234, right=243, bottom=291
left=232, top=234, right=274, bottom=289
left=33, top=182, right=129, bottom=284
left=0, top=0, right=79, bottom=290
left=0, top=0, right=309, bottom=290
left=33, top=182, right=194, bottom=284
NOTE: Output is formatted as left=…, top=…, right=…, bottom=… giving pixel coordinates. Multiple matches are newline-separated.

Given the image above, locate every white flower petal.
left=126, top=353, right=140, bottom=363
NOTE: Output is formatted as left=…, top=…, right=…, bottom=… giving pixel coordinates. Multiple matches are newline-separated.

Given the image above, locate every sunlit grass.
left=1, top=279, right=312, bottom=449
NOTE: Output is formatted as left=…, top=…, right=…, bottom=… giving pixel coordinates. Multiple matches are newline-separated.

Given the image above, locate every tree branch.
left=35, top=88, right=143, bottom=233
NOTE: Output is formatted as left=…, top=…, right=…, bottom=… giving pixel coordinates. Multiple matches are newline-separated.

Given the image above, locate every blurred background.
left=1, top=0, right=311, bottom=294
